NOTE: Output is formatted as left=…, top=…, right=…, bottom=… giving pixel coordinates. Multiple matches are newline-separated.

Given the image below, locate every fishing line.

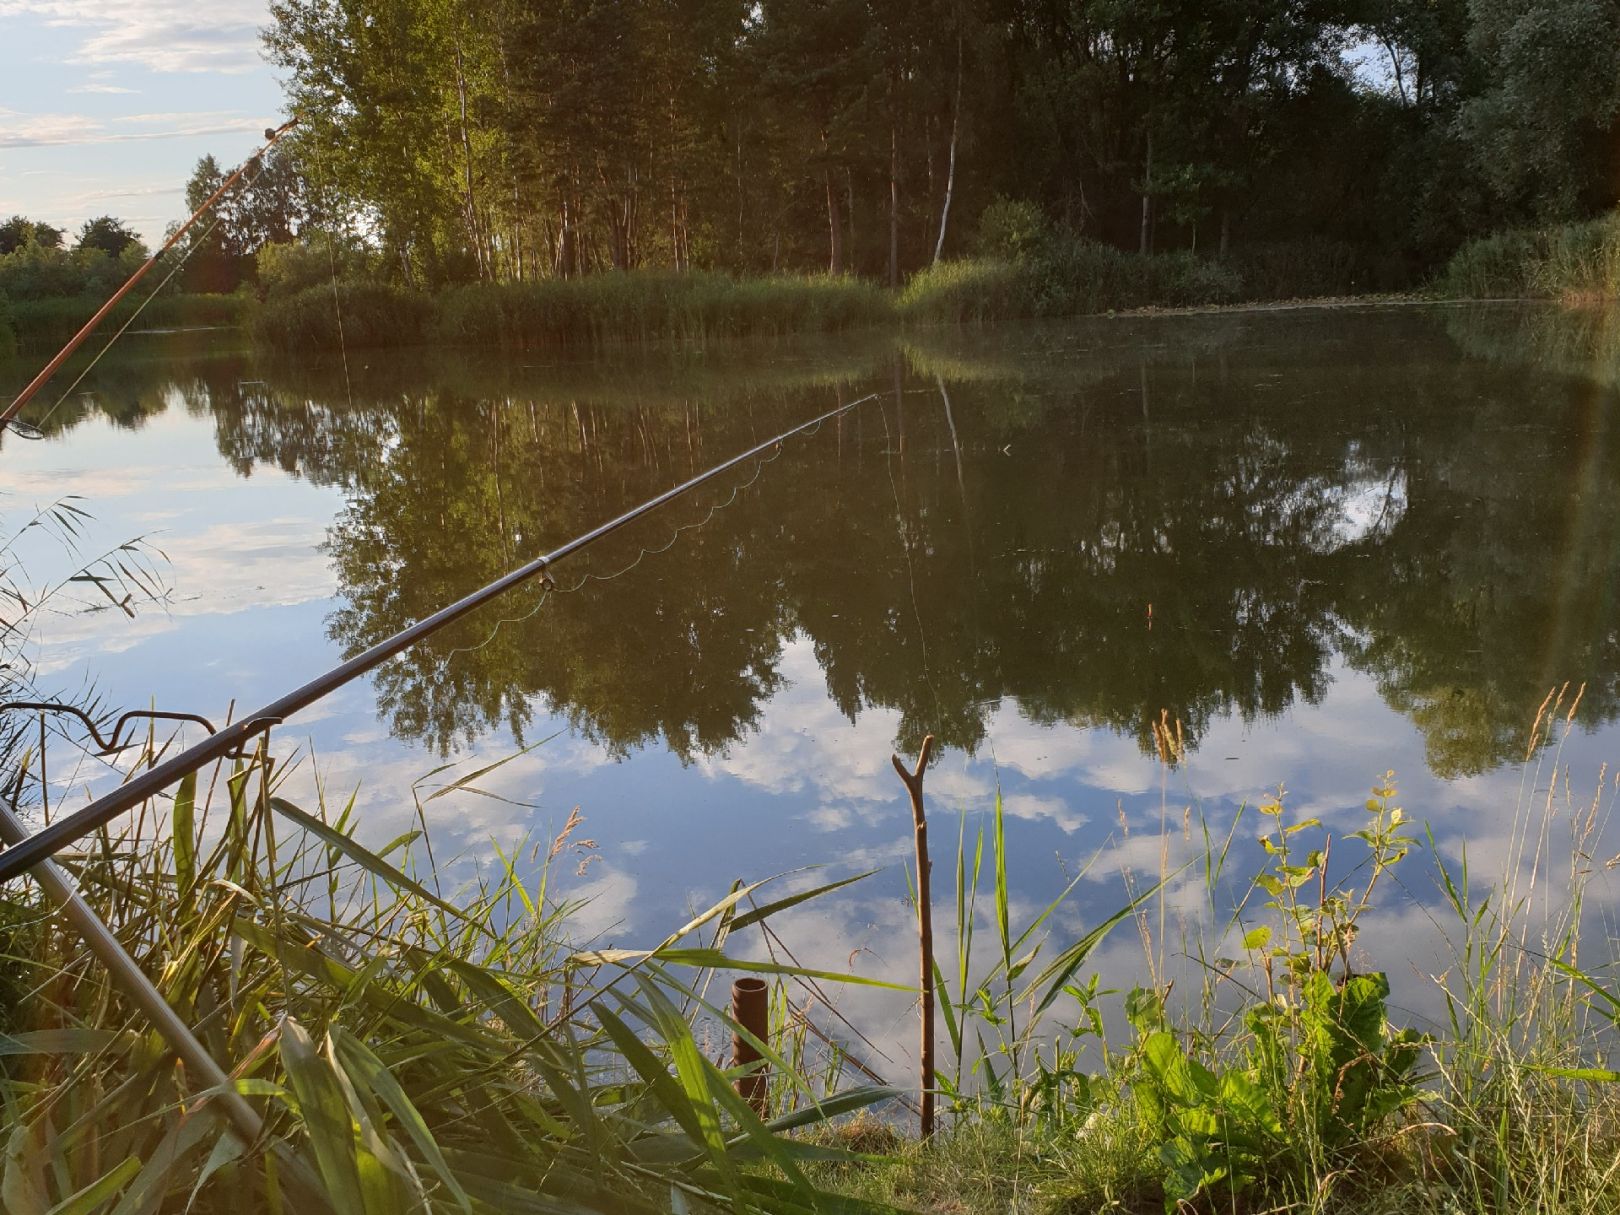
left=0, top=391, right=882, bottom=884
left=22, top=155, right=275, bottom=438
left=438, top=408, right=841, bottom=665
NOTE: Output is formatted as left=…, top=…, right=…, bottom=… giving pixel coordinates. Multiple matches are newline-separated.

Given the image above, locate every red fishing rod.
left=0, top=117, right=300, bottom=434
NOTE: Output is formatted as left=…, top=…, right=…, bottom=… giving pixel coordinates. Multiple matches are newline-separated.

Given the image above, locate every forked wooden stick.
left=892, top=733, right=936, bottom=1139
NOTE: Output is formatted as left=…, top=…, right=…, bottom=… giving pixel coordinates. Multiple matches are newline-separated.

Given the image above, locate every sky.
left=0, top=0, right=284, bottom=247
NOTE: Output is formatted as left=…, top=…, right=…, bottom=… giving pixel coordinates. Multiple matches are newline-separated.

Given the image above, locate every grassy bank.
left=243, top=234, right=1408, bottom=353
left=2, top=292, right=250, bottom=353
left=4, top=688, right=1619, bottom=1213
left=0, top=736, right=905, bottom=1214
left=1439, top=213, right=1620, bottom=301
left=250, top=271, right=892, bottom=351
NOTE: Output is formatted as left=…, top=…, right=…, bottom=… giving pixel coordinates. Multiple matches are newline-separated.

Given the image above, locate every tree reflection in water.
left=14, top=308, right=1617, bottom=780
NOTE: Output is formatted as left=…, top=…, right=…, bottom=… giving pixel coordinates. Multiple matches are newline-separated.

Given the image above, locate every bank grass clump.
left=435, top=271, right=890, bottom=349
left=0, top=732, right=909, bottom=1214
left=899, top=240, right=1241, bottom=326
left=251, top=281, right=434, bottom=349
left=3, top=292, right=250, bottom=352
left=823, top=690, right=1620, bottom=1215
left=1439, top=212, right=1620, bottom=301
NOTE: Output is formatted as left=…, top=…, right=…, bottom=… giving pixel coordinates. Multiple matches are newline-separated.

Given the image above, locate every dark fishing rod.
left=0, top=392, right=880, bottom=885
left=0, top=118, right=300, bottom=434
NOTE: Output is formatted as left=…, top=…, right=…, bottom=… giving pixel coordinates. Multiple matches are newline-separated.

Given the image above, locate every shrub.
left=974, top=197, right=1051, bottom=260
left=256, top=234, right=378, bottom=297
left=1438, top=213, right=1620, bottom=300
left=251, top=281, right=433, bottom=349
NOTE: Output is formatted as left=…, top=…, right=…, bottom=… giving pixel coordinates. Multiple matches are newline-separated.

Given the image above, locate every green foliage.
left=251, top=281, right=433, bottom=349
left=256, top=235, right=376, bottom=297
left=259, top=0, right=1618, bottom=287
left=1125, top=779, right=1427, bottom=1210
left=1438, top=212, right=1620, bottom=299
left=0, top=242, right=144, bottom=302
left=973, top=198, right=1050, bottom=261
left=74, top=216, right=143, bottom=259
left=0, top=216, right=63, bottom=254
left=1462, top=0, right=1620, bottom=220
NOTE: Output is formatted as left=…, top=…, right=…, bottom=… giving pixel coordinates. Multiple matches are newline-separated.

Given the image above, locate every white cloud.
left=0, top=108, right=273, bottom=149
left=66, top=83, right=139, bottom=95
left=0, top=0, right=268, bottom=74
left=1002, top=792, right=1089, bottom=833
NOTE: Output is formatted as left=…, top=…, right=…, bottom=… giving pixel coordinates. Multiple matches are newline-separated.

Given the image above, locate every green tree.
left=0, top=216, right=64, bottom=254
left=1461, top=0, right=1620, bottom=219
left=75, top=216, right=143, bottom=258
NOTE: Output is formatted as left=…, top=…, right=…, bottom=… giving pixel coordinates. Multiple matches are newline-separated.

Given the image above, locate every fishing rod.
left=0, top=391, right=881, bottom=885
left=0, top=118, right=300, bottom=434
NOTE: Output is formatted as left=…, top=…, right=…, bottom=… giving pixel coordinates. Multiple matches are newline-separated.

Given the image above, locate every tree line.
left=251, top=0, right=1620, bottom=290
left=4, top=1, right=1618, bottom=302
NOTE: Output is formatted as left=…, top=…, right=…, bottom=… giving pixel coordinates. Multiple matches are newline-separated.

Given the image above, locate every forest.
left=3, top=0, right=1619, bottom=328
left=247, top=0, right=1620, bottom=289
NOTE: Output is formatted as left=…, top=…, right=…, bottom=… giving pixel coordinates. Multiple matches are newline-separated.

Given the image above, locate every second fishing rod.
left=0, top=390, right=884, bottom=884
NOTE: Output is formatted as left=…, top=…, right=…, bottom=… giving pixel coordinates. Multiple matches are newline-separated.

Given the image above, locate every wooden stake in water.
left=892, top=734, right=937, bottom=1139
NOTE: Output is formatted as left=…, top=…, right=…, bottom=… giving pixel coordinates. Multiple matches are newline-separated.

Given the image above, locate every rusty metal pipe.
left=731, top=976, right=770, bottom=1115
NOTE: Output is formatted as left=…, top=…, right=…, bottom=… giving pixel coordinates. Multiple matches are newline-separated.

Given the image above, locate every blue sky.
left=0, top=0, right=284, bottom=247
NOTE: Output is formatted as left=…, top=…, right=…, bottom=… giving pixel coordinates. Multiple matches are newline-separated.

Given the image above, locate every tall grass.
left=251, top=272, right=890, bottom=352
left=250, top=282, right=434, bottom=350
left=438, top=272, right=889, bottom=349
left=822, top=691, right=1620, bottom=1215
left=898, top=241, right=1241, bottom=326
left=5, top=293, right=249, bottom=352
left=0, top=732, right=911, bottom=1214
left=1439, top=213, right=1620, bottom=301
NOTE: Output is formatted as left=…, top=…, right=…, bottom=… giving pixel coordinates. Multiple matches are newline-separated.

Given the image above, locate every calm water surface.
left=5, top=303, right=1620, bottom=1058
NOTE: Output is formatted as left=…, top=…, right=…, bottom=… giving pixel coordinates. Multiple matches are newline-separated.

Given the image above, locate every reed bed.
left=818, top=690, right=1620, bottom=1215
left=0, top=730, right=914, bottom=1214
left=896, top=243, right=1242, bottom=326
left=1438, top=213, right=1620, bottom=301
left=3, top=294, right=250, bottom=353
left=250, top=273, right=890, bottom=352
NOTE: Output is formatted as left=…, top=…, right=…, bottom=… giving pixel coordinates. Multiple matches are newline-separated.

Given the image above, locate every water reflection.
left=9, top=306, right=1620, bottom=1072
left=102, top=310, right=1605, bottom=781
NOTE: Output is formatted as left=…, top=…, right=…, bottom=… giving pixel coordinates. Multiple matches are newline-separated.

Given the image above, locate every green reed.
left=0, top=735, right=911, bottom=1215
left=824, top=688, right=1620, bottom=1215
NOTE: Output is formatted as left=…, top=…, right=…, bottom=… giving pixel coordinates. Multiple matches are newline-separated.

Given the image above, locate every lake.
left=5, top=301, right=1620, bottom=1072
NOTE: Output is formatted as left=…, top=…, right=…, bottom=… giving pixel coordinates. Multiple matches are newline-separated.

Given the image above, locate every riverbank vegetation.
left=4, top=695, right=1619, bottom=1213
left=7, top=0, right=1620, bottom=356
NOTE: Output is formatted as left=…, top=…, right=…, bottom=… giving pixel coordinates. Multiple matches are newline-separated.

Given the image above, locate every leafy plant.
left=1125, top=777, right=1428, bottom=1210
